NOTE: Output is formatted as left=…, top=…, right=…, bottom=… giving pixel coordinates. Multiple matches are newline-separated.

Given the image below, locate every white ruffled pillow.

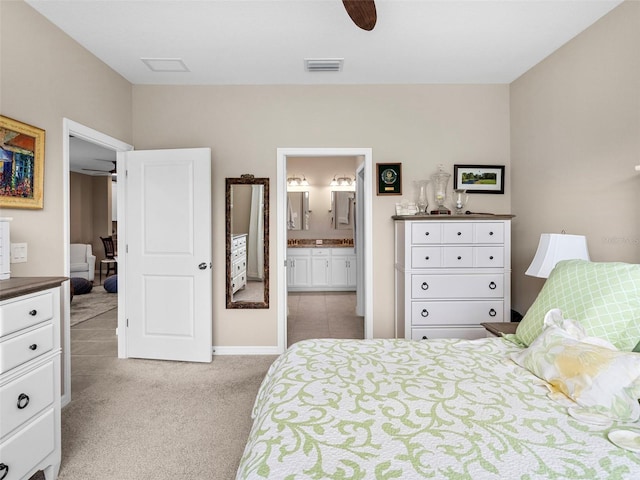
left=511, top=309, right=640, bottom=422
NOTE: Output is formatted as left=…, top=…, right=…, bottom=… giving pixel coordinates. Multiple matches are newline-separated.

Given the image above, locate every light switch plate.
left=10, top=242, right=27, bottom=263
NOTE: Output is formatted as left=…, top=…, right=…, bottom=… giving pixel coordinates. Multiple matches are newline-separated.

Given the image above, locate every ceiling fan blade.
left=342, top=0, right=376, bottom=31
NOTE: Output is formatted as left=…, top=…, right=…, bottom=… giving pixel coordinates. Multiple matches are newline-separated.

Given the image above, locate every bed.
left=237, top=260, right=640, bottom=479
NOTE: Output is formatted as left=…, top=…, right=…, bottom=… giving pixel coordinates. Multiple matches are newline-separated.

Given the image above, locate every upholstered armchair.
left=70, top=243, right=96, bottom=282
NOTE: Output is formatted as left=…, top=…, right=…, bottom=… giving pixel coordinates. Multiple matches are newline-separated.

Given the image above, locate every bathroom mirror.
left=287, top=191, right=310, bottom=230
left=331, top=191, right=355, bottom=230
left=226, top=175, right=269, bottom=309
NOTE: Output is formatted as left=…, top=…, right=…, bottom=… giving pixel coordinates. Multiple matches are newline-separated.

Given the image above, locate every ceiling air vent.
left=304, top=58, right=344, bottom=73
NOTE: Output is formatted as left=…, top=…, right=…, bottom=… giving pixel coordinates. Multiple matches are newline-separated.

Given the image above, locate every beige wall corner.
left=510, top=1, right=640, bottom=314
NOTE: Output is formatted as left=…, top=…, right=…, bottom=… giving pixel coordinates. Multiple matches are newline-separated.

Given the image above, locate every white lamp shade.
left=525, top=233, right=590, bottom=278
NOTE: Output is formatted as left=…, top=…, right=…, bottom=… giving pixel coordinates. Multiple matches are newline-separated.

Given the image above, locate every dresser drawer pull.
left=489, top=231, right=494, bottom=236
left=421, top=282, right=429, bottom=290
left=457, top=256, right=462, bottom=260
left=489, top=256, right=494, bottom=260
left=489, top=309, right=497, bottom=317
left=421, top=335, right=428, bottom=340
left=0, top=463, right=8, bottom=480
left=489, top=282, right=497, bottom=290
left=424, top=256, right=430, bottom=260
left=29, top=344, right=38, bottom=351
left=421, top=309, right=429, bottom=317
left=424, top=232, right=430, bottom=236
left=457, top=232, right=462, bottom=236
left=29, top=309, right=38, bottom=316
left=17, top=393, right=30, bottom=409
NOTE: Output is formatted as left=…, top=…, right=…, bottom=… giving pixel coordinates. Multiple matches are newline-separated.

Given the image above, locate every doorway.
left=276, top=148, right=374, bottom=353
left=62, top=118, right=133, bottom=406
left=285, top=155, right=361, bottom=346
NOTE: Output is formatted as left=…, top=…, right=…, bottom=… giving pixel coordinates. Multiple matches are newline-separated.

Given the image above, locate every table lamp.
left=525, top=233, right=590, bottom=278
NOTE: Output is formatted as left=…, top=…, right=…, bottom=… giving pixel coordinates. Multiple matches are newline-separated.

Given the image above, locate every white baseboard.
left=213, top=345, right=283, bottom=356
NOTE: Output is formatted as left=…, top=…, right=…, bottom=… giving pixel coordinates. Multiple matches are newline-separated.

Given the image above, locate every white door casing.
left=122, top=148, right=212, bottom=363
left=277, top=148, right=373, bottom=352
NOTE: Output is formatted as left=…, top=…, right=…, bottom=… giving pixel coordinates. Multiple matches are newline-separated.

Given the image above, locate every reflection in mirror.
left=331, top=191, right=355, bottom=230
left=287, top=191, right=310, bottom=230
left=226, top=175, right=269, bottom=309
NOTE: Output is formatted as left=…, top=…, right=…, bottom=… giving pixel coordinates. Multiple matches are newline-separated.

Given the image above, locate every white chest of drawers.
left=231, top=234, right=247, bottom=294
left=394, top=216, right=513, bottom=341
left=0, top=277, right=65, bottom=480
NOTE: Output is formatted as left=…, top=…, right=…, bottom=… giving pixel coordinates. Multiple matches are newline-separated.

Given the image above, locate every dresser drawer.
left=0, top=291, right=54, bottom=338
left=475, top=223, right=504, bottom=243
left=411, top=247, right=442, bottom=268
left=442, top=247, right=473, bottom=267
left=0, top=408, right=55, bottom=480
left=475, top=246, right=504, bottom=267
left=411, top=326, right=486, bottom=341
left=442, top=223, right=473, bottom=244
left=232, top=236, right=246, bottom=249
left=232, top=246, right=246, bottom=261
left=0, top=361, right=54, bottom=439
left=232, top=258, right=246, bottom=275
left=411, top=274, right=504, bottom=299
left=0, top=324, right=54, bottom=374
left=411, top=223, right=441, bottom=244
left=411, top=301, right=504, bottom=326
left=311, top=249, right=330, bottom=257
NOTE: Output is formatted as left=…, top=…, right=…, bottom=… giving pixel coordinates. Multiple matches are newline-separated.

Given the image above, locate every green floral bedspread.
left=236, top=338, right=640, bottom=479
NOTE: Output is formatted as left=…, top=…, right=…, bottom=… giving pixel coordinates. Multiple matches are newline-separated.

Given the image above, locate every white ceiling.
left=27, top=0, right=622, bottom=86
left=69, top=136, right=116, bottom=176
left=45, top=0, right=621, bottom=173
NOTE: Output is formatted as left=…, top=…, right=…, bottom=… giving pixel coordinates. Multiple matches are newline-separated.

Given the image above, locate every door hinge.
left=126, top=244, right=128, bottom=253
left=126, top=318, right=129, bottom=327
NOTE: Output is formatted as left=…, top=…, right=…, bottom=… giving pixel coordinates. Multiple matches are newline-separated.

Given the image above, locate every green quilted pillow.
left=516, top=260, right=640, bottom=351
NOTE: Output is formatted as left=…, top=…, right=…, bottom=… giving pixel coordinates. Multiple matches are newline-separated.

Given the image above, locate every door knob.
left=198, top=263, right=207, bottom=270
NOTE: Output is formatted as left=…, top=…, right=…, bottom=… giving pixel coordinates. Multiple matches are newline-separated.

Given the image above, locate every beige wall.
left=69, top=173, right=94, bottom=244
left=7, top=0, right=635, bottom=351
left=0, top=0, right=132, bottom=276
left=510, top=1, right=640, bottom=314
left=132, top=84, right=511, bottom=345
left=69, top=173, right=112, bottom=264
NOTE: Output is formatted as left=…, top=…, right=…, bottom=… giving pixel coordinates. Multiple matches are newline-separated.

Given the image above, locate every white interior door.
left=124, top=148, right=212, bottom=363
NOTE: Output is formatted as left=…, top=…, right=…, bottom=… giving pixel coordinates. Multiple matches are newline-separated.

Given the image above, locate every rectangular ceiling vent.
left=141, top=58, right=190, bottom=73
left=304, top=58, right=344, bottom=73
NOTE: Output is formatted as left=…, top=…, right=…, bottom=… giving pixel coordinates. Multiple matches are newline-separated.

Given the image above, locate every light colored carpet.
left=70, top=287, right=117, bottom=326
left=57, top=355, right=276, bottom=480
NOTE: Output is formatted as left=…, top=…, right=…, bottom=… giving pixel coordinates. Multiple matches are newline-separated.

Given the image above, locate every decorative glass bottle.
left=430, top=165, right=451, bottom=215
left=453, top=189, right=469, bottom=215
left=414, top=180, right=429, bottom=214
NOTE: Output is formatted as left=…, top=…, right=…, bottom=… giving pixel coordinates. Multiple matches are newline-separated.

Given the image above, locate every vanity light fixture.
left=330, top=175, right=355, bottom=187
left=287, top=174, right=309, bottom=187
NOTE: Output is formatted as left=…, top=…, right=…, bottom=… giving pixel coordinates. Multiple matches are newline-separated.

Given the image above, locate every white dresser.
left=231, top=234, right=247, bottom=294
left=394, top=215, right=513, bottom=340
left=0, top=277, right=66, bottom=480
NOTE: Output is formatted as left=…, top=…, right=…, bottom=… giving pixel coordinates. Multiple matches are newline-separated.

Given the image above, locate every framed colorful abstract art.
left=0, top=115, right=45, bottom=209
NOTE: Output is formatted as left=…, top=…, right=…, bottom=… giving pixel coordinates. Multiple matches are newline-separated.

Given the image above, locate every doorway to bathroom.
left=276, top=148, right=373, bottom=351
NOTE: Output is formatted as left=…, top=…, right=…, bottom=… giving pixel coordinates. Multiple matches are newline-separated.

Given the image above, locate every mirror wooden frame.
left=225, top=175, right=269, bottom=309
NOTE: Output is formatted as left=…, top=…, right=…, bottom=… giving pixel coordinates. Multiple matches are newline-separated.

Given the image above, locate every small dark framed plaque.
left=376, top=163, right=402, bottom=195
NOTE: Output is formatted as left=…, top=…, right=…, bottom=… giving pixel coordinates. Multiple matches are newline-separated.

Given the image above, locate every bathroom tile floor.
left=287, top=292, right=364, bottom=347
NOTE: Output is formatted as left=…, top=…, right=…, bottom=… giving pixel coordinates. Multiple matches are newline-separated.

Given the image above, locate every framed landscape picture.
left=454, top=164, right=504, bottom=194
left=0, top=115, right=45, bottom=209
left=376, top=162, right=402, bottom=195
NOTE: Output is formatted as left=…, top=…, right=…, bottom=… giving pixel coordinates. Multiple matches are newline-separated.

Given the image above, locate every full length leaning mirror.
left=226, top=175, right=269, bottom=309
